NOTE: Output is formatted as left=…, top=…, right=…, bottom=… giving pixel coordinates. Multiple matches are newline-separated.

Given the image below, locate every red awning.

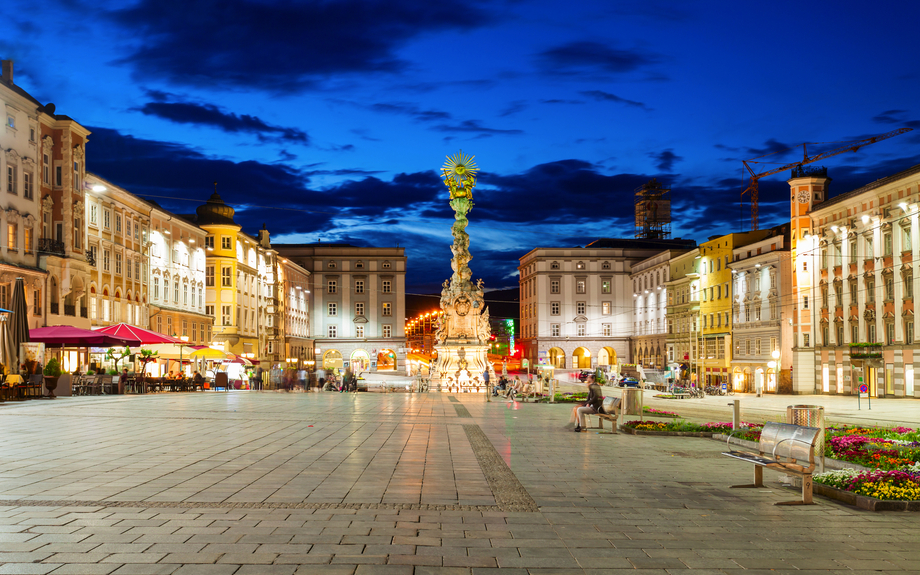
left=95, top=323, right=185, bottom=345
left=30, top=325, right=141, bottom=347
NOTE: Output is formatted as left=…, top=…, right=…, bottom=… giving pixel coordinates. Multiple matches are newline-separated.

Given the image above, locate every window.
left=24, top=228, right=32, bottom=254
left=382, top=261, right=391, bottom=269
left=576, top=324, right=586, bottom=336
left=115, top=215, right=122, bottom=233
left=206, top=305, right=214, bottom=317
left=885, top=232, right=893, bottom=256
left=803, top=296, right=809, bottom=309
left=602, top=280, right=611, bottom=294
left=355, top=280, right=364, bottom=294
left=192, top=322, right=197, bottom=342
left=103, top=209, right=111, bottom=230
left=907, top=321, right=914, bottom=345
left=328, top=325, right=337, bottom=338
left=820, top=248, right=827, bottom=269
left=602, top=261, right=610, bottom=270
left=55, top=165, right=62, bottom=187
left=183, top=284, right=188, bottom=306
left=355, top=261, right=364, bottom=269
left=850, top=240, right=857, bottom=263
left=382, top=280, right=391, bottom=293
left=42, top=154, right=50, bottom=184
left=602, top=302, right=611, bottom=315
left=550, top=261, right=560, bottom=270
left=206, top=266, right=214, bottom=286
left=126, top=259, right=132, bottom=279
left=356, top=325, right=365, bottom=338
left=6, top=223, right=16, bottom=251
left=550, top=302, right=560, bottom=315
left=602, top=323, right=611, bottom=336
left=221, top=236, right=231, bottom=250
left=869, top=323, right=876, bottom=342
left=576, top=301, right=586, bottom=315
left=837, top=323, right=844, bottom=345
left=205, top=236, right=214, bottom=249
left=89, top=296, right=96, bottom=320
left=23, top=172, right=32, bottom=200
left=852, top=323, right=859, bottom=343
left=153, top=277, right=159, bottom=299
left=382, top=302, right=392, bottom=316
left=73, top=161, right=80, bottom=191
left=327, top=280, right=337, bottom=294
left=550, top=280, right=560, bottom=294
left=803, top=261, right=807, bottom=272
left=221, top=266, right=232, bottom=287
left=103, top=249, right=110, bottom=272
left=328, top=302, right=337, bottom=316
left=383, top=324, right=392, bottom=337
left=887, top=322, right=895, bottom=345
left=355, top=302, right=365, bottom=316
left=221, top=305, right=231, bottom=325
left=576, top=261, right=585, bottom=270
left=125, top=219, right=131, bottom=238
left=907, top=275, right=914, bottom=298
left=803, top=334, right=810, bottom=347
left=7, top=165, right=16, bottom=195
left=576, top=280, right=585, bottom=294
left=551, top=323, right=560, bottom=337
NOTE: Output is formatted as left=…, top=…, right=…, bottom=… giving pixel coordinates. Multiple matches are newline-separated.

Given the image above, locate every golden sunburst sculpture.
left=442, top=151, right=478, bottom=199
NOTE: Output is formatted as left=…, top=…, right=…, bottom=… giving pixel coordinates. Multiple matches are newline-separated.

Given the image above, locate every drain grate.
left=463, top=424, right=538, bottom=512
left=447, top=396, right=459, bottom=402
left=453, top=404, right=472, bottom=418
left=0, top=499, right=503, bottom=512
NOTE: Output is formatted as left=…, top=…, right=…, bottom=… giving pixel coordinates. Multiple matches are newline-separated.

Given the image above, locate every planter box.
left=619, top=425, right=712, bottom=437
left=813, top=483, right=920, bottom=511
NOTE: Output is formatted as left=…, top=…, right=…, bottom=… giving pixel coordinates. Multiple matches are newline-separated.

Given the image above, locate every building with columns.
left=273, top=244, right=406, bottom=374
left=798, top=163, right=920, bottom=397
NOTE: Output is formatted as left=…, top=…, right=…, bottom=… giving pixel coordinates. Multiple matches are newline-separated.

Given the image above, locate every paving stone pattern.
left=0, top=392, right=918, bottom=574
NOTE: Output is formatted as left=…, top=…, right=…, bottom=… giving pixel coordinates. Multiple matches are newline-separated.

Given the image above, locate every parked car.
left=617, top=376, right=640, bottom=388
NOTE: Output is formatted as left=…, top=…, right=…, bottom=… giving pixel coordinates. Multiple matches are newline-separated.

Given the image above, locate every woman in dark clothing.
left=573, top=375, right=603, bottom=432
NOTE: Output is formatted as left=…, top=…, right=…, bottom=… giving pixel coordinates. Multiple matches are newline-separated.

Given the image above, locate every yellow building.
left=698, top=231, right=771, bottom=386
left=196, top=191, right=264, bottom=359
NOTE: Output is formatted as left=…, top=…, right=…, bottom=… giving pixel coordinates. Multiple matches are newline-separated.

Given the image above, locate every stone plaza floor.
left=1, top=391, right=919, bottom=574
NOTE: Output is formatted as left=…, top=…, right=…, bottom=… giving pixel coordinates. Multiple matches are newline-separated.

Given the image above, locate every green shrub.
left=43, top=358, right=62, bottom=377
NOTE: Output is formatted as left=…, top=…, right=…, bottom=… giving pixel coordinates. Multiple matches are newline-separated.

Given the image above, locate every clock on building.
left=796, top=190, right=811, bottom=204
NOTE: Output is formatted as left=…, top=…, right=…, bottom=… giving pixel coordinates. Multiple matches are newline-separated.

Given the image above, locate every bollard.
left=728, top=399, right=741, bottom=430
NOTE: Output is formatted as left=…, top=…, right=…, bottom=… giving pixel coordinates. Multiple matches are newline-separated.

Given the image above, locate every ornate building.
left=84, top=174, right=150, bottom=329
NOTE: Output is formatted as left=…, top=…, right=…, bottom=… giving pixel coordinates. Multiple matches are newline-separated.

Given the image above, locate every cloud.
left=872, top=109, right=920, bottom=129
left=744, top=138, right=793, bottom=158
left=432, top=120, right=524, bottom=136
left=499, top=101, right=527, bottom=117
left=367, top=102, right=452, bottom=122
left=540, top=98, right=585, bottom=105
left=538, top=41, right=659, bottom=76
left=107, top=0, right=494, bottom=92
left=135, top=97, right=309, bottom=144
left=650, top=149, right=681, bottom=172
left=580, top=90, right=649, bottom=110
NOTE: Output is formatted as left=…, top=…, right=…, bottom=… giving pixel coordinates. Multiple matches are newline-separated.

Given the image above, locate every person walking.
left=483, top=366, right=491, bottom=393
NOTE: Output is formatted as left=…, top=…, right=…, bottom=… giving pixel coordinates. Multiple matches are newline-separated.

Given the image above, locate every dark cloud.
left=107, top=0, right=494, bottom=92
left=540, top=98, right=586, bottom=105
left=432, top=120, right=524, bottom=136
left=135, top=98, right=309, bottom=144
left=499, top=101, right=527, bottom=117
left=538, top=41, right=659, bottom=76
left=367, top=102, right=452, bottom=122
left=744, top=138, right=793, bottom=158
left=580, top=90, right=649, bottom=110
left=650, top=149, right=681, bottom=172
left=871, top=109, right=920, bottom=129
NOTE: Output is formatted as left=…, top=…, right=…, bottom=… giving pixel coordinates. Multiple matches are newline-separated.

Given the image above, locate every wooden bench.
left=584, top=396, right=621, bottom=434
left=722, top=421, right=821, bottom=505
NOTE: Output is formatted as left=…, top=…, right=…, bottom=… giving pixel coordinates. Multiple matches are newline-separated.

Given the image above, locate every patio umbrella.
left=9, top=278, right=30, bottom=370
left=29, top=325, right=141, bottom=347
left=189, top=347, right=229, bottom=360
left=95, top=323, right=185, bottom=345
left=0, top=316, right=15, bottom=371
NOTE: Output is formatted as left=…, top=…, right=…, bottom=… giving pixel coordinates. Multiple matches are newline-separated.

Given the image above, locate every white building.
left=273, top=244, right=407, bottom=373
left=631, top=249, right=691, bottom=369
left=519, top=238, right=696, bottom=370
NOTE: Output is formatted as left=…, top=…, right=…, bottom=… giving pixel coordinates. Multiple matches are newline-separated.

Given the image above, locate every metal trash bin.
left=622, top=388, right=643, bottom=416
left=787, top=405, right=825, bottom=471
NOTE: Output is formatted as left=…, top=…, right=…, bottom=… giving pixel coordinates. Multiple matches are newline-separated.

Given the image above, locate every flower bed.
left=825, top=426, right=920, bottom=471
left=815, top=468, right=920, bottom=501
left=643, top=406, right=679, bottom=418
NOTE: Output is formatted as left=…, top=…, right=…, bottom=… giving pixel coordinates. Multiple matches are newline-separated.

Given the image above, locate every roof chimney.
left=1, top=60, right=12, bottom=85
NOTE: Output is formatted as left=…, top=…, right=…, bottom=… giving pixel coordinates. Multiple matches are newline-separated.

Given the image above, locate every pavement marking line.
left=453, top=403, right=472, bottom=418
left=0, top=499, right=505, bottom=511
left=462, top=423, right=539, bottom=512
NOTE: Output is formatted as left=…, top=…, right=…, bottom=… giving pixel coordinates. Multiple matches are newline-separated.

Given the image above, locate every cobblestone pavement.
left=1, top=392, right=918, bottom=574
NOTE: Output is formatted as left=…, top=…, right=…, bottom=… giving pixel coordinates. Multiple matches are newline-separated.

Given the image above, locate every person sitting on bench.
left=572, top=375, right=603, bottom=433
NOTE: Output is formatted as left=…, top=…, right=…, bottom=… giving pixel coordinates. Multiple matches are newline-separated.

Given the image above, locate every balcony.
left=38, top=238, right=65, bottom=255
left=64, top=304, right=76, bottom=317
left=80, top=307, right=88, bottom=318
left=50, top=302, right=59, bottom=315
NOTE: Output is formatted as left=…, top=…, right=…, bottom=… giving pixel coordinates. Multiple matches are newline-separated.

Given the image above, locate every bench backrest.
left=759, top=422, right=820, bottom=469
left=601, top=396, right=620, bottom=415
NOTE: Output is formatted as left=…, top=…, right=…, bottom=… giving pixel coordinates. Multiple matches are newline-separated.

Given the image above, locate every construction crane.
left=741, top=127, right=913, bottom=231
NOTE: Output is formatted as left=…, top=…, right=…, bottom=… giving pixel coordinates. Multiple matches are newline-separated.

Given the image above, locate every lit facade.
left=273, top=244, right=406, bottom=373
left=664, top=248, right=700, bottom=373
left=630, top=250, right=690, bottom=369
left=519, top=238, right=695, bottom=371
left=84, top=173, right=150, bottom=329
left=276, top=254, right=312, bottom=367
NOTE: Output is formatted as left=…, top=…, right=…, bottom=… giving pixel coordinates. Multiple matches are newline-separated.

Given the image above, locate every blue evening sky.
left=4, top=0, right=919, bottom=291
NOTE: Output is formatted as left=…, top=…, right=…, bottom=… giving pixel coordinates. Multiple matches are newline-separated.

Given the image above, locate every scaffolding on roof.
left=635, top=178, right=671, bottom=240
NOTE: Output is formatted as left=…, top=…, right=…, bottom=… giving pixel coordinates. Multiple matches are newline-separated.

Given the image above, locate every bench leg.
left=731, top=465, right=764, bottom=489
left=775, top=474, right=815, bottom=505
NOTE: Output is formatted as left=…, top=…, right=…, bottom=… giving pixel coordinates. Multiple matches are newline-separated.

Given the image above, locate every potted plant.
left=43, top=357, right=62, bottom=399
